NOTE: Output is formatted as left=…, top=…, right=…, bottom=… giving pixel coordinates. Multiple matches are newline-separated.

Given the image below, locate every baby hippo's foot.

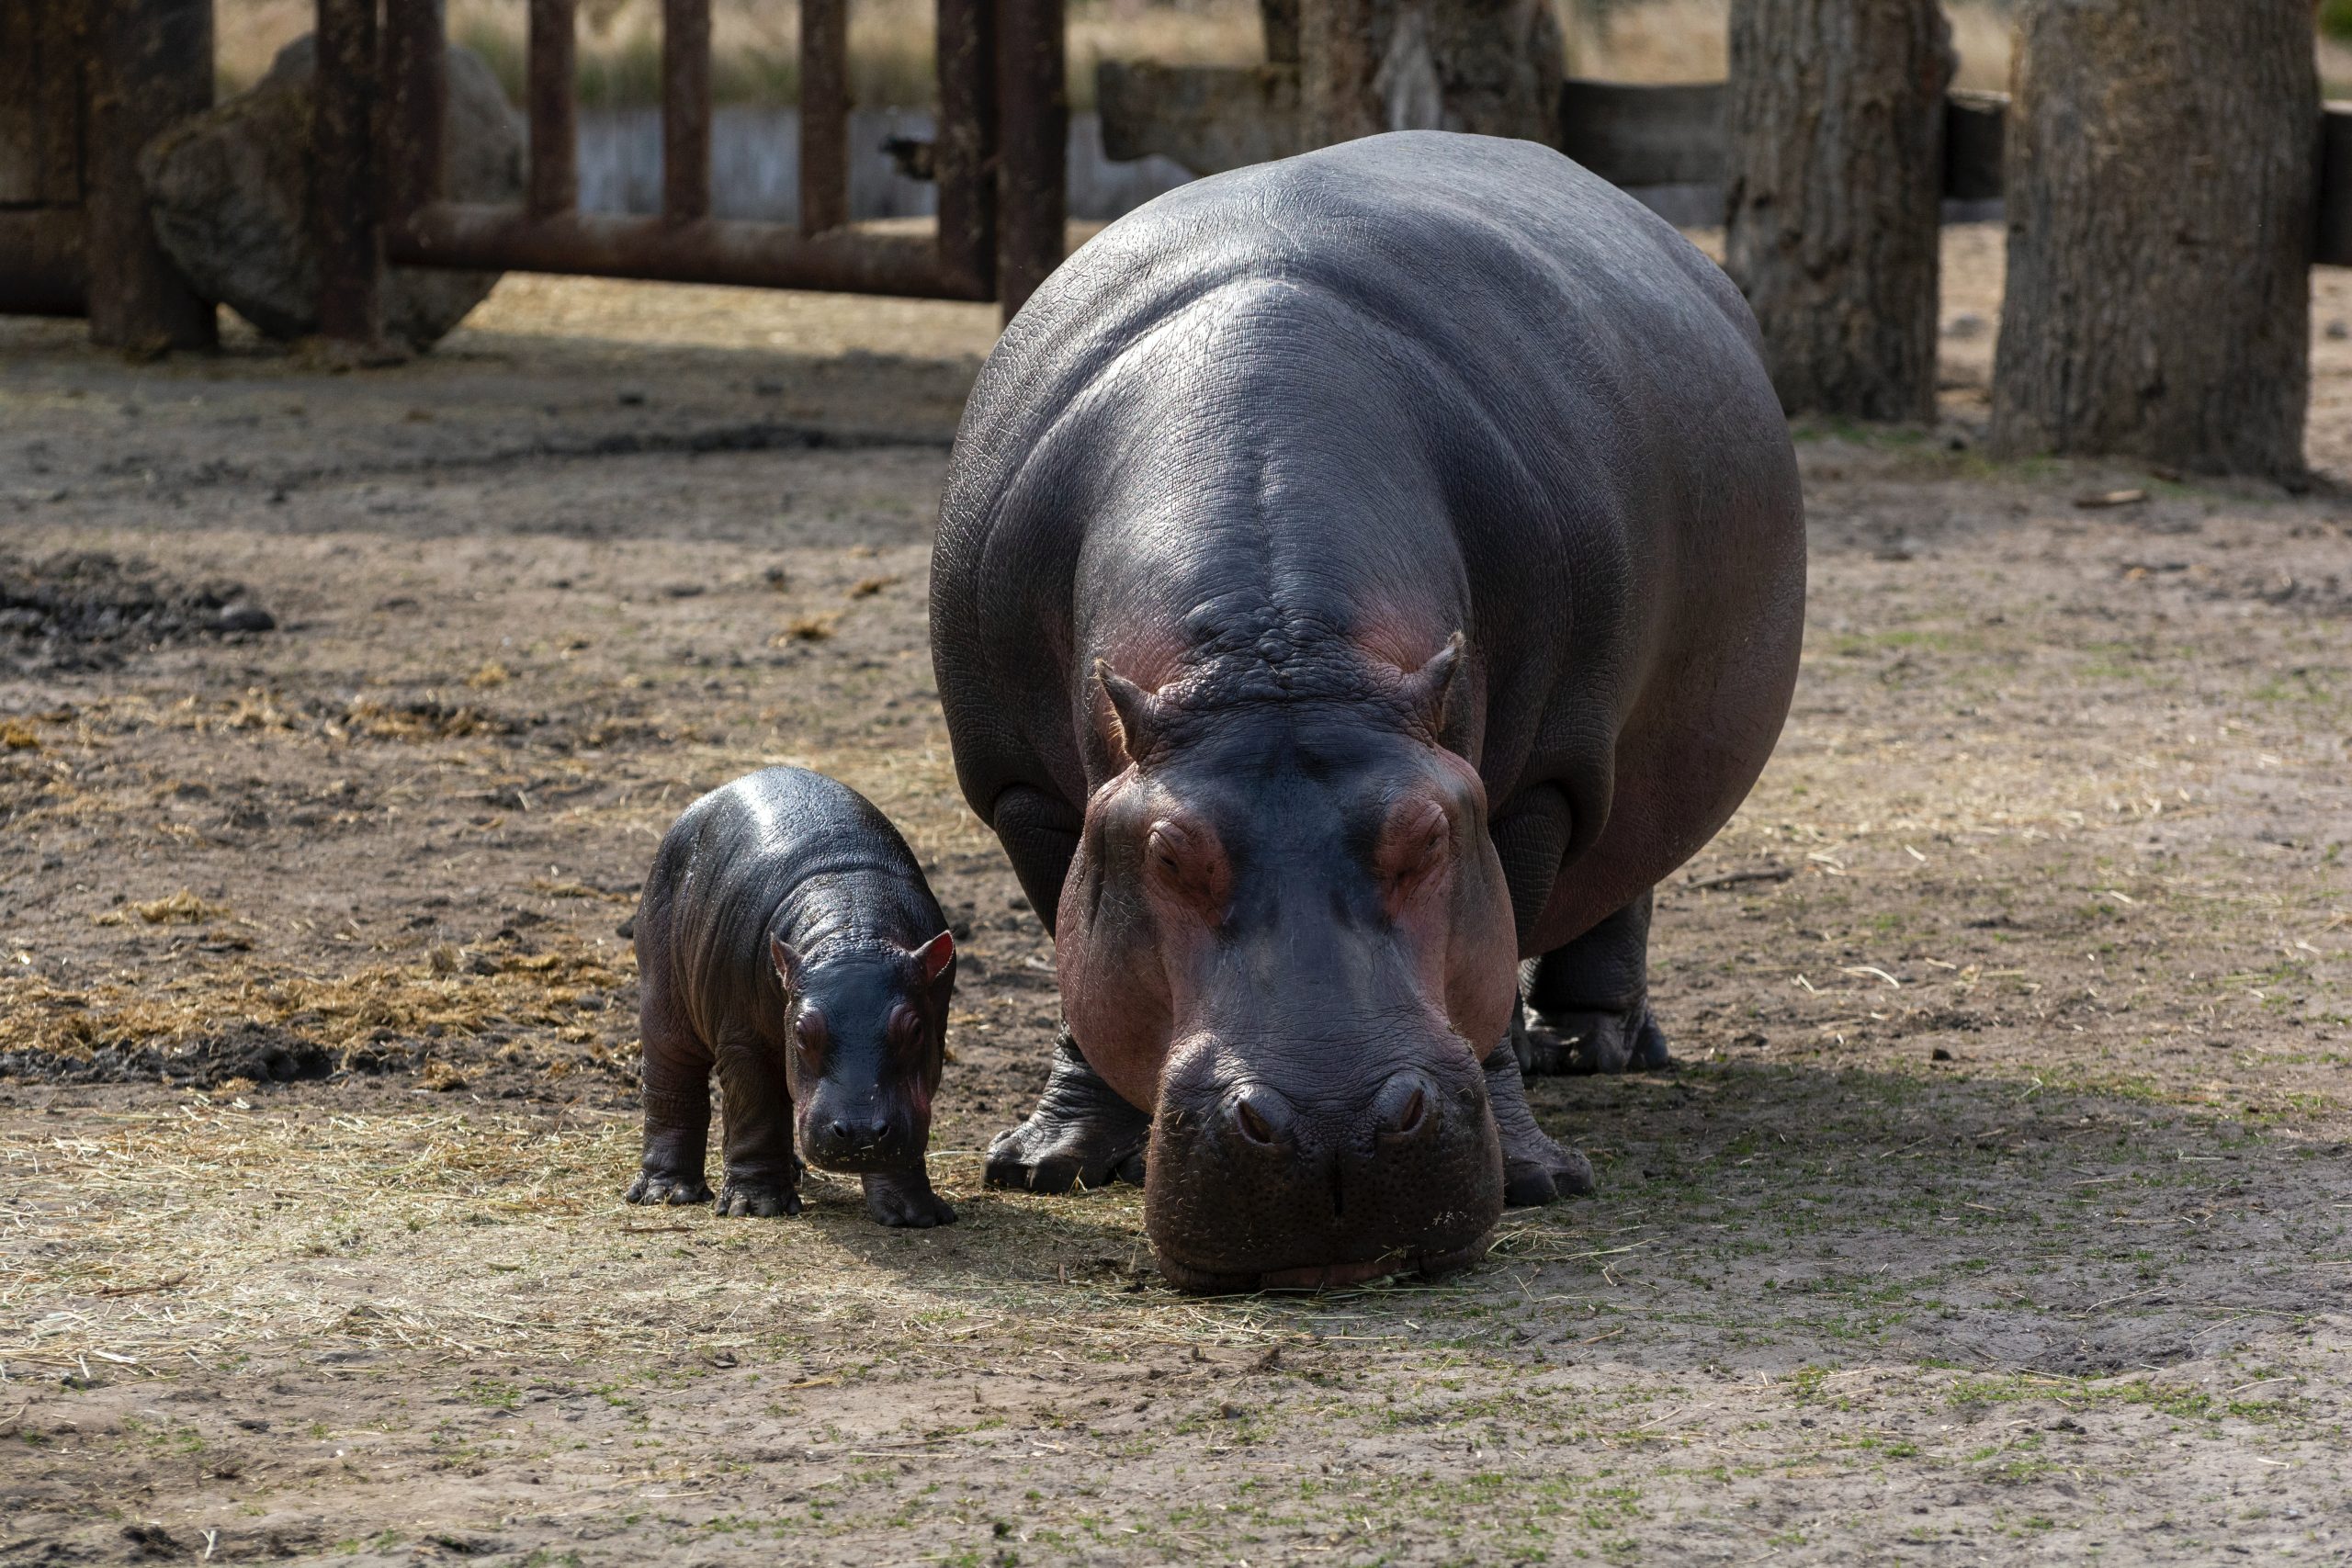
left=716, top=1173, right=803, bottom=1218
left=1521, top=996, right=1671, bottom=1076
left=985, top=1029, right=1150, bottom=1194
left=626, top=1168, right=713, bottom=1206
left=1483, top=1043, right=1595, bottom=1206
left=862, top=1169, right=956, bottom=1228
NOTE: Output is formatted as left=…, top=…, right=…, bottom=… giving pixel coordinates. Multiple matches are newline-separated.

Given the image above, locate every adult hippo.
left=930, top=131, right=1804, bottom=1292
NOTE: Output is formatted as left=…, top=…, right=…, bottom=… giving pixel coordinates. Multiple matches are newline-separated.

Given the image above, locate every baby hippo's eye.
left=888, top=1005, right=924, bottom=1051
left=795, top=1010, right=829, bottom=1057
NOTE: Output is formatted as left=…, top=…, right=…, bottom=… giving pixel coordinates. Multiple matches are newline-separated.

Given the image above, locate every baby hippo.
left=626, top=766, right=958, bottom=1226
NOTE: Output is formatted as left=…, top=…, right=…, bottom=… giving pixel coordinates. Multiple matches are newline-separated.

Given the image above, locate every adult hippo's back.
left=931, top=131, right=1804, bottom=1292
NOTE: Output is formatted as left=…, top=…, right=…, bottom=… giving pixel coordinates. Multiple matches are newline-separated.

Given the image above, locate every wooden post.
left=85, top=0, right=216, bottom=351
left=313, top=0, right=384, bottom=348
left=995, top=0, right=1065, bottom=321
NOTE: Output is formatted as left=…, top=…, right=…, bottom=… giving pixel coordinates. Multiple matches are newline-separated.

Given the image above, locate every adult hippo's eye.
left=1378, top=799, right=1453, bottom=914
left=1145, top=818, right=1230, bottom=922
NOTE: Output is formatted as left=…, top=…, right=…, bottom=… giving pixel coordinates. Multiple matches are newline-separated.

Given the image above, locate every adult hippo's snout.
left=1144, top=1041, right=1505, bottom=1292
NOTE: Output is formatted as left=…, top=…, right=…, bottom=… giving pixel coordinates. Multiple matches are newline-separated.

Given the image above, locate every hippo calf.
left=931, top=131, right=1805, bottom=1290
left=628, top=767, right=958, bottom=1227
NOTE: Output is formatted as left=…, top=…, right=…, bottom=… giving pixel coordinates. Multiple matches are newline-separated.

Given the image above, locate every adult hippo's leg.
left=983, top=784, right=1154, bottom=1193
left=1487, top=1009, right=1595, bottom=1205
left=986, top=1027, right=1152, bottom=1192
left=1520, top=888, right=1671, bottom=1075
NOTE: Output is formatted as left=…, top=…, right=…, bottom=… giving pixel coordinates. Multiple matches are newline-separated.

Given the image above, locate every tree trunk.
left=1991, top=0, right=2314, bottom=479
left=1298, top=0, right=1563, bottom=149
left=1723, top=0, right=1952, bottom=423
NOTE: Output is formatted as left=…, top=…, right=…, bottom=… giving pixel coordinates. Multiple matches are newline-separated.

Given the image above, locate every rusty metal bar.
left=994, top=0, right=1067, bottom=320
left=932, top=0, right=994, bottom=297
left=313, top=0, right=383, bottom=345
left=85, top=0, right=215, bottom=350
left=661, top=0, right=711, bottom=221
left=384, top=0, right=447, bottom=230
left=390, top=202, right=993, bottom=299
left=527, top=0, right=578, bottom=215
left=0, top=209, right=89, bottom=316
left=798, top=0, right=850, bottom=235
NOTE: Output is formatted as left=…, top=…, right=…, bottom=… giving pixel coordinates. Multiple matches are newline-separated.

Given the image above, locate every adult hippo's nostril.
left=1226, top=1085, right=1296, bottom=1151
left=1372, top=1070, right=1434, bottom=1145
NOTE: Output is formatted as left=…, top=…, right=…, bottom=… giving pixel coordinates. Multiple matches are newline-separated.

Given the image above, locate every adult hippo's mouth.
left=1157, top=1239, right=1496, bottom=1294
left=1138, top=1041, right=1510, bottom=1295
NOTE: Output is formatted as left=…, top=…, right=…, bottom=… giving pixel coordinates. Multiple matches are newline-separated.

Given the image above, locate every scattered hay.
left=466, top=660, right=512, bottom=690
left=91, top=889, right=229, bottom=927
left=0, top=940, right=637, bottom=1082
left=776, top=614, right=838, bottom=643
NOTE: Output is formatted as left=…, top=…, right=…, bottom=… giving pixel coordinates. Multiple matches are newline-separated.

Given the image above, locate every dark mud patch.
left=0, top=1021, right=335, bottom=1088
left=1, top=550, right=277, bottom=673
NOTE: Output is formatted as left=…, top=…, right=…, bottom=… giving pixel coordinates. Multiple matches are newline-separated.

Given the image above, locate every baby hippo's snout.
left=798, top=1084, right=918, bottom=1172
left=1144, top=1045, right=1504, bottom=1292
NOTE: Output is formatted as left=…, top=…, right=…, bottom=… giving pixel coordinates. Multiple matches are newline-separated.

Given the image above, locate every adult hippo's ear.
left=1093, top=659, right=1164, bottom=768
left=768, top=936, right=802, bottom=995
left=1396, top=632, right=1466, bottom=739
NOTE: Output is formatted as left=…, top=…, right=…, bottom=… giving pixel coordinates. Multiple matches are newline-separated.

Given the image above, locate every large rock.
left=139, top=37, right=523, bottom=348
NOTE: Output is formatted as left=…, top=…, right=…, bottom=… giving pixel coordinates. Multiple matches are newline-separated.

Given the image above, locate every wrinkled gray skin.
left=931, top=132, right=1804, bottom=1290
left=628, top=767, right=957, bottom=1228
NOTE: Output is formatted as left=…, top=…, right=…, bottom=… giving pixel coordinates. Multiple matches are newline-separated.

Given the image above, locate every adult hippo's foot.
left=986, top=1028, right=1151, bottom=1194
left=625, top=1168, right=713, bottom=1206
left=1487, top=1021, right=1595, bottom=1205
left=1520, top=998, right=1671, bottom=1076
left=1519, top=889, right=1672, bottom=1076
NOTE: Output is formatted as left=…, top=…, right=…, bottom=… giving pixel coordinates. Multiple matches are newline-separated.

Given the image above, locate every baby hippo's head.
left=771, top=931, right=956, bottom=1174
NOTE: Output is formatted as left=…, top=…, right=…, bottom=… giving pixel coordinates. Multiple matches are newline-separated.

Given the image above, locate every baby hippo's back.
left=637, top=768, right=943, bottom=1044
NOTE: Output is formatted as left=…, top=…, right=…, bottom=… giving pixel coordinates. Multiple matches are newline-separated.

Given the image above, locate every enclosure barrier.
left=334, top=0, right=1065, bottom=338
left=0, top=0, right=1067, bottom=342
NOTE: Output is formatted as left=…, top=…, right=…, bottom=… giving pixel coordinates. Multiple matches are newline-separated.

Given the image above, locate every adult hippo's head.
left=1054, top=634, right=1518, bottom=1292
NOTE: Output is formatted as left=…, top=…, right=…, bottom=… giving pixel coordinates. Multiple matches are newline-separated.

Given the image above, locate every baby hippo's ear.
left=910, top=930, right=956, bottom=994
left=769, top=936, right=802, bottom=994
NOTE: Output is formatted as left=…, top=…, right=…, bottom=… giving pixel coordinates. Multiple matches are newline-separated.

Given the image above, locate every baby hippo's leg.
left=861, top=1167, right=956, bottom=1228
left=628, top=981, right=716, bottom=1206
left=714, top=1033, right=804, bottom=1218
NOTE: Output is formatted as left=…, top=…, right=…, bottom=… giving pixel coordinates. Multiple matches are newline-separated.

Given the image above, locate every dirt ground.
left=4, top=228, right=2349, bottom=1565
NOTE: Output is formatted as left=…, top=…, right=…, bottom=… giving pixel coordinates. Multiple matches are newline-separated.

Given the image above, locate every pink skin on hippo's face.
left=1053, top=649, right=1518, bottom=1292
